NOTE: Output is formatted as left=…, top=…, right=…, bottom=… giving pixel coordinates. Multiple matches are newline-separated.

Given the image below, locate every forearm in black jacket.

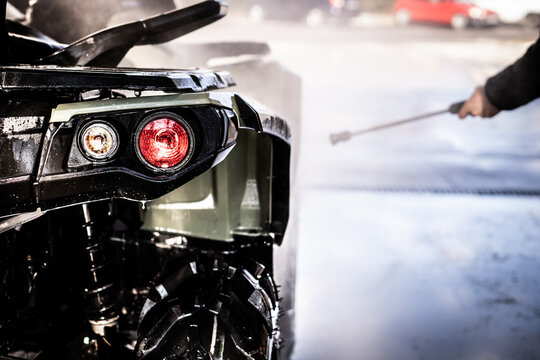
left=485, top=37, right=540, bottom=111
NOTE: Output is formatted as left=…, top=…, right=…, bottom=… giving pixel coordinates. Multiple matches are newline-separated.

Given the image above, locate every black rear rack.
left=0, top=65, right=235, bottom=92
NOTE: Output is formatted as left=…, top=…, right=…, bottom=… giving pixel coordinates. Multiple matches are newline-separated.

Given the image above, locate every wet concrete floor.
left=158, top=18, right=540, bottom=360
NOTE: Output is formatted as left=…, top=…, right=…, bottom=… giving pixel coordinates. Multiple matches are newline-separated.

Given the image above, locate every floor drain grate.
left=312, top=185, right=540, bottom=197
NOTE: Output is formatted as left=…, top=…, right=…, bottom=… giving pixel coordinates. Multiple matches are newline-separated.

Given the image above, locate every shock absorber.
left=81, top=202, right=120, bottom=340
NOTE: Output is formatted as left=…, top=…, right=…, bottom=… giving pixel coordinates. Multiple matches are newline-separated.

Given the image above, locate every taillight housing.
left=135, top=112, right=194, bottom=172
left=79, top=121, right=119, bottom=161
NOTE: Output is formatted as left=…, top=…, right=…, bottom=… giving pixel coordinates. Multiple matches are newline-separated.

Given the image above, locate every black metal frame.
left=1, top=0, right=228, bottom=66
left=0, top=66, right=235, bottom=93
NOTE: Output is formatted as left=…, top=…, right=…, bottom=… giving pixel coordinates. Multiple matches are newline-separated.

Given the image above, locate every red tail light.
left=137, top=113, right=193, bottom=170
left=329, top=0, right=345, bottom=8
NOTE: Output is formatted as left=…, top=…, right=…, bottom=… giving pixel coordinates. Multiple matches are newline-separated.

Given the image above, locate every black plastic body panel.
left=0, top=65, right=239, bottom=218
left=0, top=104, right=229, bottom=217
left=0, top=176, right=35, bottom=215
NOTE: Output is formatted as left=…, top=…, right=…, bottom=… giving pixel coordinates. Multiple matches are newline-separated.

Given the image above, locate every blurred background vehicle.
left=473, top=0, right=540, bottom=25
left=239, top=0, right=362, bottom=26
left=392, top=0, right=498, bottom=29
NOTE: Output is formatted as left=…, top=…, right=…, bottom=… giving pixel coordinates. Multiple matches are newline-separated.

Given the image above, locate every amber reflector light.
left=81, top=122, right=118, bottom=160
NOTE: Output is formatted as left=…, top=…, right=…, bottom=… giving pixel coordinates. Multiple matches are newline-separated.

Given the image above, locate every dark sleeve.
left=485, top=37, right=540, bottom=111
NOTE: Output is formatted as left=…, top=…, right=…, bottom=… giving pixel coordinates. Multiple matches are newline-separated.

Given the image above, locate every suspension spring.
left=81, top=203, right=120, bottom=336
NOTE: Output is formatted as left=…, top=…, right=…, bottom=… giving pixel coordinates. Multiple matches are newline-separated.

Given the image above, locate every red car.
left=392, top=0, right=498, bottom=29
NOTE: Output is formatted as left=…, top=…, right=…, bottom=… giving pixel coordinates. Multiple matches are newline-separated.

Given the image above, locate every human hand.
left=458, top=86, right=500, bottom=119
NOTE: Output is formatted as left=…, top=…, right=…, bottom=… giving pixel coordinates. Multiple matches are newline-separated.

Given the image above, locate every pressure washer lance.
left=330, top=101, right=466, bottom=145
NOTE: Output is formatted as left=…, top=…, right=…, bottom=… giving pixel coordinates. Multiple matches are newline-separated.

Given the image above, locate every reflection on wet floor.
left=295, top=191, right=540, bottom=360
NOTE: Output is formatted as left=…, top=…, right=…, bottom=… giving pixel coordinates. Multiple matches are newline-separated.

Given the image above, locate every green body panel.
left=50, top=92, right=235, bottom=123
left=141, top=129, right=273, bottom=242
left=49, top=91, right=288, bottom=243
